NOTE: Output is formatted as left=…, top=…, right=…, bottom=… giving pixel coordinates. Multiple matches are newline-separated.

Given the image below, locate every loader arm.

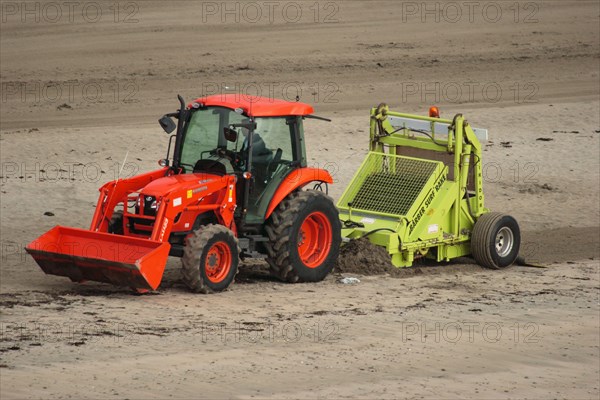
left=90, top=168, right=170, bottom=232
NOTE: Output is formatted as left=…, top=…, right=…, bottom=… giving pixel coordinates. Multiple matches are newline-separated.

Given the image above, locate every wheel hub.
left=297, top=212, right=332, bottom=268
left=207, top=252, right=219, bottom=268
left=298, top=231, right=306, bottom=247
left=204, top=242, right=231, bottom=283
left=495, top=227, right=514, bottom=257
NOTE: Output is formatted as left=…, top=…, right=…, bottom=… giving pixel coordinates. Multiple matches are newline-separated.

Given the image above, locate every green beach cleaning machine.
left=337, top=104, right=520, bottom=269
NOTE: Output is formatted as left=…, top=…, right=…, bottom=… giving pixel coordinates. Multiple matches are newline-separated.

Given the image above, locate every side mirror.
left=223, top=127, right=238, bottom=142
left=159, top=115, right=176, bottom=134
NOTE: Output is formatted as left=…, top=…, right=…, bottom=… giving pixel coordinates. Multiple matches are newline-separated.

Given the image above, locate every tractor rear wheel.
left=181, top=224, right=239, bottom=293
left=471, top=212, right=520, bottom=269
left=265, top=191, right=341, bottom=283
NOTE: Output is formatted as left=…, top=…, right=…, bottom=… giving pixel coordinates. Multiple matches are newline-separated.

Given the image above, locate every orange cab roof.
left=190, top=94, right=314, bottom=117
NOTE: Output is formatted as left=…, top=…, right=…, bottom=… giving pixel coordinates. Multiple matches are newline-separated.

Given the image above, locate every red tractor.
left=26, top=95, right=341, bottom=293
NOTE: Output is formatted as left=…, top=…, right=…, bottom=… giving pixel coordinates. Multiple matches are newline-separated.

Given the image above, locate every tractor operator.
left=238, top=120, right=273, bottom=167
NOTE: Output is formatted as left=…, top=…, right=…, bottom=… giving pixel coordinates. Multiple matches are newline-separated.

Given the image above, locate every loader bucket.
left=25, top=226, right=171, bottom=291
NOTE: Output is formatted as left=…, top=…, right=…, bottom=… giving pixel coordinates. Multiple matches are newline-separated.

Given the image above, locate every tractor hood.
left=141, top=173, right=224, bottom=198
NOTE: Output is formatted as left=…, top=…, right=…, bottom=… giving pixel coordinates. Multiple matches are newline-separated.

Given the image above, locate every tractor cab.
left=161, top=95, right=312, bottom=226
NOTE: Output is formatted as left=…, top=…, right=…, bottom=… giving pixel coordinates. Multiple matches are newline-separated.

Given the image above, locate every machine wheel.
left=265, top=190, right=341, bottom=283
left=108, top=211, right=124, bottom=235
left=471, top=212, right=520, bottom=269
left=181, top=224, right=239, bottom=293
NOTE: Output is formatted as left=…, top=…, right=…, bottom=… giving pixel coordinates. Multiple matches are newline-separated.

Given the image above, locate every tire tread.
left=265, top=190, right=339, bottom=283
left=472, top=212, right=513, bottom=269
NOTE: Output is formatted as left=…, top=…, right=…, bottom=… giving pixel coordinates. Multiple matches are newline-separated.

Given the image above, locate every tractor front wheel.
left=471, top=212, right=520, bottom=269
left=265, top=191, right=341, bottom=283
left=181, top=224, right=239, bottom=293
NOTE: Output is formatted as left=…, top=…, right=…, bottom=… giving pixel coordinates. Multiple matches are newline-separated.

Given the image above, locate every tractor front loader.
left=27, top=95, right=341, bottom=293
left=338, top=104, right=520, bottom=269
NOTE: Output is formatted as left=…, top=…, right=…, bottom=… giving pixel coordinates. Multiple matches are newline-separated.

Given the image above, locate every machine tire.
left=265, top=190, right=341, bottom=283
left=471, top=212, right=520, bottom=269
left=181, top=224, right=239, bottom=293
left=108, top=211, right=124, bottom=235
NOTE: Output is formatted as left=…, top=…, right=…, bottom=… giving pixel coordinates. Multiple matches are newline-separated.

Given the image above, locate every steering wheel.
left=200, top=147, right=237, bottom=163
left=214, top=148, right=237, bottom=162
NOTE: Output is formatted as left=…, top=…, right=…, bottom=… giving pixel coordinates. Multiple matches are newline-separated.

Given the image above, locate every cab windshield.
left=179, top=107, right=244, bottom=168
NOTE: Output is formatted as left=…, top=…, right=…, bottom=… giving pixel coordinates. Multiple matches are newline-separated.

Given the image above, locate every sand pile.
left=335, top=238, right=397, bottom=276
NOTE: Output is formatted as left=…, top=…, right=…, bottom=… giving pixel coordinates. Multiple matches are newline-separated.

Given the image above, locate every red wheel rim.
left=297, top=211, right=332, bottom=268
left=205, top=242, right=232, bottom=283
